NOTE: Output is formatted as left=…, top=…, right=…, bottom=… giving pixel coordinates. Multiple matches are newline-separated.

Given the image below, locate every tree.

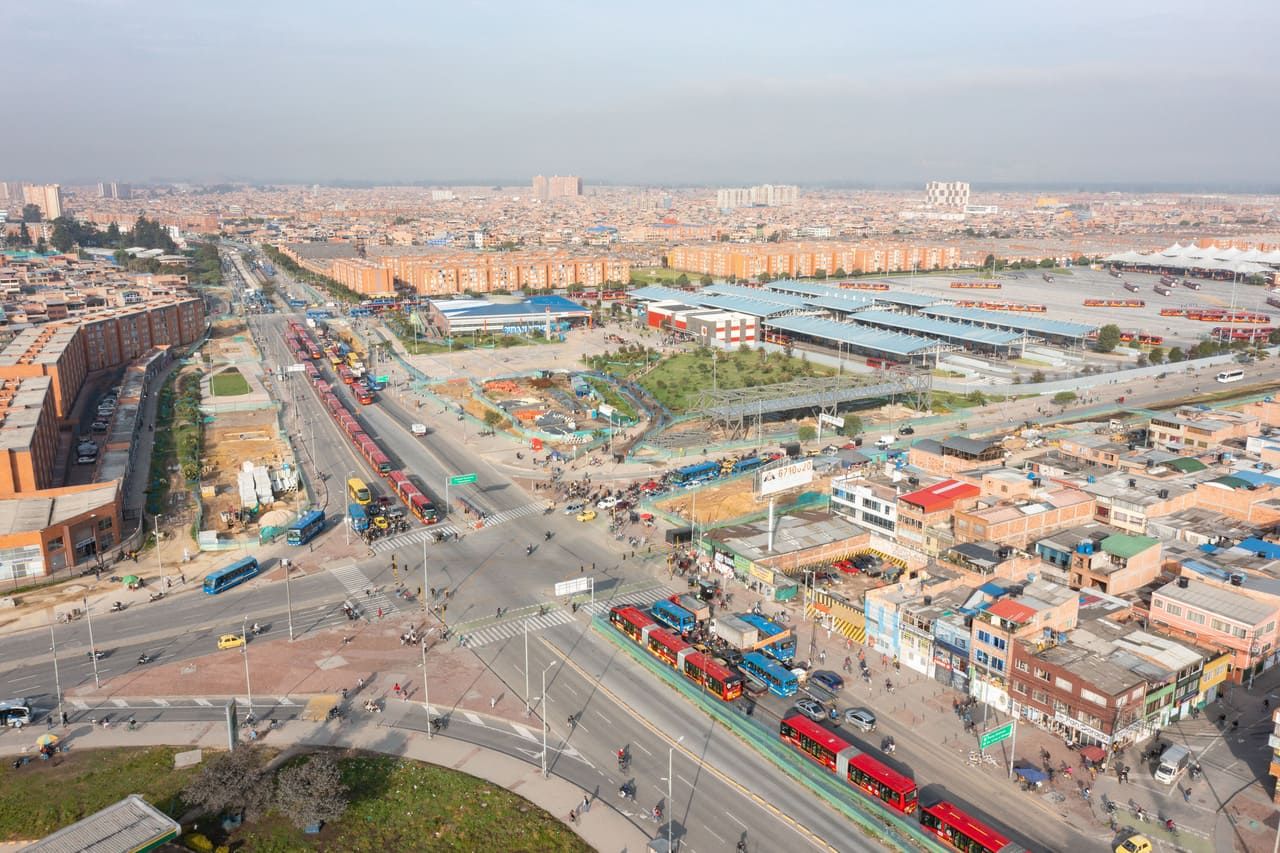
left=1167, top=346, right=1185, bottom=363
left=814, top=269, right=827, bottom=279
left=105, top=222, right=122, bottom=245
left=798, top=425, right=817, bottom=441
left=183, top=746, right=273, bottom=819
left=1094, top=324, right=1122, bottom=353
left=1030, top=369, right=1046, bottom=383
left=1148, top=346, right=1165, bottom=365
left=840, top=414, right=863, bottom=437
left=1038, top=258, right=1055, bottom=268
left=833, top=268, right=847, bottom=278
left=274, top=753, right=349, bottom=830
left=22, top=204, right=42, bottom=223
left=51, top=222, right=75, bottom=253
left=965, top=390, right=987, bottom=406
left=35, top=237, right=47, bottom=254
left=675, top=273, right=690, bottom=286
left=1269, top=330, right=1280, bottom=346
left=699, top=274, right=713, bottom=286
left=1052, top=391, right=1078, bottom=406
left=18, top=222, right=31, bottom=246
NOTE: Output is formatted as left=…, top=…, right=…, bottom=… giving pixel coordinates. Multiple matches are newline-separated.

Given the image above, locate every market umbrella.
left=35, top=733, right=58, bottom=748
left=1079, top=745, right=1107, bottom=763
left=121, top=575, right=140, bottom=586
left=1013, top=766, right=1047, bottom=785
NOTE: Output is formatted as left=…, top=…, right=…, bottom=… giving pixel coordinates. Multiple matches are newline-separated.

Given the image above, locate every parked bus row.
left=1083, top=298, right=1145, bottom=308
left=1158, top=308, right=1271, bottom=323
left=1212, top=326, right=1275, bottom=342
left=951, top=300, right=1047, bottom=313
left=949, top=281, right=1001, bottom=289
left=287, top=322, right=439, bottom=528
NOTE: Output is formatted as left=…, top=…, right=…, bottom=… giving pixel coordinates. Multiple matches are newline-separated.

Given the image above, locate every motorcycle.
left=148, top=592, right=164, bottom=603
left=110, top=601, right=126, bottom=613
left=87, top=649, right=106, bottom=660
left=137, top=653, right=152, bottom=665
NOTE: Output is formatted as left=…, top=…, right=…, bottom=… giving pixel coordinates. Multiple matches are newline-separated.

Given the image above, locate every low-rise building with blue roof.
left=426, top=294, right=591, bottom=335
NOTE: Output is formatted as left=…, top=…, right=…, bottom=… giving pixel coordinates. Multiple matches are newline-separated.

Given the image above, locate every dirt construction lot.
left=657, top=468, right=839, bottom=526
left=200, top=410, right=295, bottom=535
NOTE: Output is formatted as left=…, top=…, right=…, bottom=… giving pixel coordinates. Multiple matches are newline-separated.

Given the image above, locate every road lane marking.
left=597, top=712, right=613, bottom=724
left=111, top=699, right=128, bottom=707
left=511, top=724, right=538, bottom=741
left=678, top=774, right=695, bottom=787
left=726, top=812, right=746, bottom=827
left=634, top=742, right=653, bottom=756
left=153, top=699, right=170, bottom=707
left=463, top=711, right=483, bottom=725
left=194, top=698, right=212, bottom=706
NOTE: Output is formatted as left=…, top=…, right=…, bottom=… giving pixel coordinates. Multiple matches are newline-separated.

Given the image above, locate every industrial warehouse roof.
left=849, top=309, right=1023, bottom=347
left=799, top=295, right=877, bottom=314
left=626, top=285, right=699, bottom=303
left=696, top=293, right=809, bottom=318
left=1105, top=242, right=1280, bottom=274
left=430, top=295, right=590, bottom=319
left=24, top=795, right=181, bottom=853
left=764, top=315, right=942, bottom=355
left=706, top=283, right=815, bottom=308
left=872, top=291, right=946, bottom=308
left=921, top=305, right=1097, bottom=339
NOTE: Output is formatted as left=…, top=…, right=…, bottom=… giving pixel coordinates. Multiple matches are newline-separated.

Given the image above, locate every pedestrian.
left=377, top=607, right=383, bottom=619
left=490, top=697, right=497, bottom=709
left=568, top=809, right=577, bottom=824
left=394, top=682, right=401, bottom=697
left=581, top=795, right=590, bottom=812
left=1182, top=786, right=1191, bottom=803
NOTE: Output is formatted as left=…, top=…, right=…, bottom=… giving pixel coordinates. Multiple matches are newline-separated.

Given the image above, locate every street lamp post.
left=524, top=619, right=530, bottom=715
left=541, top=661, right=558, bottom=778
left=241, top=616, right=253, bottom=714
left=344, top=470, right=354, bottom=546
left=421, top=629, right=432, bottom=739
left=667, top=735, right=685, bottom=850
left=84, top=596, right=100, bottom=688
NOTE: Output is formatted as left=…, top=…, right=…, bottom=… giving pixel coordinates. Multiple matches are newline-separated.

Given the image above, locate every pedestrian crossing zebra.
left=329, top=563, right=397, bottom=617
left=455, top=609, right=576, bottom=648
left=369, top=502, right=548, bottom=554
left=581, top=584, right=677, bottom=616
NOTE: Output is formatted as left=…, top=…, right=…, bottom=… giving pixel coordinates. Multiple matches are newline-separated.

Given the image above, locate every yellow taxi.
left=217, top=633, right=245, bottom=650
left=1114, top=834, right=1152, bottom=853
left=576, top=509, right=597, bottom=522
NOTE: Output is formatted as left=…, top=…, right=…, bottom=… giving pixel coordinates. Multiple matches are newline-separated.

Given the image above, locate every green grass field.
left=0, top=749, right=587, bottom=853
left=210, top=369, right=251, bottom=396
left=0, top=747, right=196, bottom=840
left=585, top=377, right=637, bottom=421
left=640, top=348, right=832, bottom=413
left=629, top=267, right=696, bottom=285
left=231, top=754, right=589, bottom=853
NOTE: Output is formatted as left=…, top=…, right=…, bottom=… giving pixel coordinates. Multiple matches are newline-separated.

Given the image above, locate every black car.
left=898, top=425, right=915, bottom=435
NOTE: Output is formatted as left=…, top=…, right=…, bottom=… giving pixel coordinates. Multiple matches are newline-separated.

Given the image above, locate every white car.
left=563, top=501, right=585, bottom=515
left=596, top=496, right=619, bottom=509
left=411, top=423, right=427, bottom=436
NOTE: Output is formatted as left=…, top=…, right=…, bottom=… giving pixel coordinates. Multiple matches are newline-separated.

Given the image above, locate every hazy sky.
left=5, top=0, right=1278, bottom=187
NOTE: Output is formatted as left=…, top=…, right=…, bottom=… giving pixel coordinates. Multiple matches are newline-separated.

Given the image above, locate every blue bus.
left=739, top=652, right=798, bottom=697
left=731, top=456, right=765, bottom=476
left=671, top=461, right=721, bottom=486
left=650, top=599, right=697, bottom=634
left=203, top=557, right=261, bottom=595
left=305, top=309, right=334, bottom=320
left=348, top=307, right=373, bottom=317
left=740, top=613, right=797, bottom=663
left=286, top=509, right=326, bottom=546
left=348, top=503, right=369, bottom=532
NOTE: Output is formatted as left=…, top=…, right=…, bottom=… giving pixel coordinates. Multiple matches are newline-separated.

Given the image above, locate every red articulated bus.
left=919, top=799, right=1027, bottom=853
left=608, top=606, right=743, bottom=702
left=779, top=714, right=918, bottom=814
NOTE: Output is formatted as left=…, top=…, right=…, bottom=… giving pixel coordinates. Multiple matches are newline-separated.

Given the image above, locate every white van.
left=1154, top=744, right=1190, bottom=784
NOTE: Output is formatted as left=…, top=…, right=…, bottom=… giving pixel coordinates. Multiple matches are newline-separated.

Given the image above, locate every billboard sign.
left=818, top=413, right=845, bottom=429
left=759, top=459, right=814, bottom=497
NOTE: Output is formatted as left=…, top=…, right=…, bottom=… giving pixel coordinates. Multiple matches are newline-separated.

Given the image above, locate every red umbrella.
left=1079, top=745, right=1107, bottom=763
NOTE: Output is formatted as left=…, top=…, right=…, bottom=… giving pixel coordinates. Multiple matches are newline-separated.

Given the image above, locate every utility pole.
left=48, top=618, right=64, bottom=726
left=667, top=735, right=685, bottom=850
left=541, top=661, right=558, bottom=778
left=284, top=559, right=295, bottom=641
left=153, top=514, right=166, bottom=590
left=84, top=597, right=100, bottom=688
left=241, top=616, right=253, bottom=713
left=524, top=620, right=530, bottom=715
left=421, top=631, right=432, bottom=739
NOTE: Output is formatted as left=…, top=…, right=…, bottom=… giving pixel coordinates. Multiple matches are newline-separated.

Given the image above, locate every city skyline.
left=4, top=1, right=1279, bottom=188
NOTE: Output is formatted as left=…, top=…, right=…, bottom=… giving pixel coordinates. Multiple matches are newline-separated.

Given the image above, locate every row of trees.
left=1, top=214, right=180, bottom=255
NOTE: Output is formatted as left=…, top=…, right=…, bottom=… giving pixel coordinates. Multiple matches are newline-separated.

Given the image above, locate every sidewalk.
left=1, top=712, right=648, bottom=853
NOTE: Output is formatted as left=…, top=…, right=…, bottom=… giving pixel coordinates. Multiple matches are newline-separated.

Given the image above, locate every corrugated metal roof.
left=922, top=305, right=1097, bottom=338
left=765, top=315, right=941, bottom=355
left=873, top=291, right=945, bottom=308
left=627, top=285, right=698, bottom=303
left=1156, top=578, right=1274, bottom=624
left=695, top=294, right=805, bottom=318
left=705, top=283, right=814, bottom=308
left=23, top=794, right=181, bottom=853
left=850, top=309, right=1022, bottom=346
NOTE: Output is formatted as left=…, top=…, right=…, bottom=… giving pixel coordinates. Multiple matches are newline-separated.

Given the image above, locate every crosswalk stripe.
left=71, top=700, right=88, bottom=710
left=463, top=711, right=483, bottom=726
left=194, top=698, right=212, bottom=706
left=153, top=699, right=170, bottom=707
left=511, top=723, right=537, bottom=741
left=276, top=697, right=295, bottom=706
left=112, top=698, right=128, bottom=708
left=455, top=609, right=576, bottom=648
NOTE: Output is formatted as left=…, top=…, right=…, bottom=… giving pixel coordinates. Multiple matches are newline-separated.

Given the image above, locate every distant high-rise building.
left=22, top=184, right=63, bottom=220
left=532, top=175, right=582, bottom=200
left=716, top=184, right=798, bottom=210
left=97, top=182, right=131, bottom=200
left=0, top=182, right=22, bottom=203
left=430, top=189, right=456, bottom=202
left=925, top=181, right=970, bottom=209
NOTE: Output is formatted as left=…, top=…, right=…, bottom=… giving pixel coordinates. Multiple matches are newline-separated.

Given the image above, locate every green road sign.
left=448, top=473, right=478, bottom=486
left=377, top=375, right=389, bottom=384
left=978, top=721, right=1014, bottom=750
